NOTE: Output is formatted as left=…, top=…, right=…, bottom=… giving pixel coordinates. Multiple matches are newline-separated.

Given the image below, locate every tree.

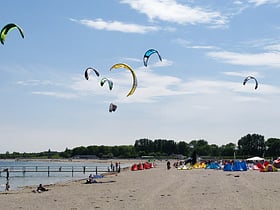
left=177, top=141, right=188, bottom=156
left=162, top=140, right=177, bottom=155
left=134, top=138, right=154, bottom=154
left=238, top=134, right=265, bottom=157
left=189, top=139, right=210, bottom=156
left=265, top=138, right=280, bottom=158
left=60, top=147, right=72, bottom=158
left=72, top=146, right=87, bottom=156
left=209, top=144, right=220, bottom=157
left=220, top=143, right=236, bottom=157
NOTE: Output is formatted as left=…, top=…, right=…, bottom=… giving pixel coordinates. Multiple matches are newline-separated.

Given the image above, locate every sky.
left=1, top=0, right=280, bottom=153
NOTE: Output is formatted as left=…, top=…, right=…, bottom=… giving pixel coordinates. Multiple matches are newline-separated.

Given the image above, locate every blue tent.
left=223, top=163, right=233, bottom=171
left=206, top=162, right=221, bottom=169
left=223, top=161, right=247, bottom=171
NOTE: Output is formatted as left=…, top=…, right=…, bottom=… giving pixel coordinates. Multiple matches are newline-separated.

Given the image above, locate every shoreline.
left=0, top=159, right=137, bottom=193
left=0, top=161, right=279, bottom=209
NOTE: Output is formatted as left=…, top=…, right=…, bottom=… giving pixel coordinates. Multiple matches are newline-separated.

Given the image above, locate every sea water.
left=0, top=160, right=125, bottom=192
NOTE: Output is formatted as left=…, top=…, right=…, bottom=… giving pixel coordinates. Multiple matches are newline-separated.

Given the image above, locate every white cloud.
left=32, top=91, right=77, bottom=99
left=207, top=51, right=280, bottom=68
left=16, top=80, right=53, bottom=86
left=18, top=65, right=280, bottom=105
left=175, top=38, right=218, bottom=50
left=234, top=1, right=243, bottom=5
left=222, top=71, right=262, bottom=78
left=70, top=18, right=159, bottom=33
left=264, top=44, right=280, bottom=51
left=120, top=0, right=227, bottom=26
left=248, top=0, right=280, bottom=6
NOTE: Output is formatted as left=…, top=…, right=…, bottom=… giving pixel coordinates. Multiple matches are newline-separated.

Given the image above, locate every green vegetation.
left=1, top=134, right=280, bottom=160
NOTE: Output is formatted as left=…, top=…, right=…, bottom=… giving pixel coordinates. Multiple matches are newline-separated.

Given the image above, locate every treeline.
left=1, top=134, right=280, bottom=159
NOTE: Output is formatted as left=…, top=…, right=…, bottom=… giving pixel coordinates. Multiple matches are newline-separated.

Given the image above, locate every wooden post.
left=48, top=166, right=50, bottom=177
left=72, top=166, right=74, bottom=177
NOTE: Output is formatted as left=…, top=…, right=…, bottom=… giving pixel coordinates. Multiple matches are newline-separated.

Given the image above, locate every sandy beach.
left=0, top=160, right=279, bottom=210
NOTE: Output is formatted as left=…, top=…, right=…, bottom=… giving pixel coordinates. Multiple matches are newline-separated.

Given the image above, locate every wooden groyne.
left=0, top=165, right=113, bottom=177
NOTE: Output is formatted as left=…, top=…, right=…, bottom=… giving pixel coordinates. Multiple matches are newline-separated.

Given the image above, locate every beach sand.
left=0, top=160, right=279, bottom=210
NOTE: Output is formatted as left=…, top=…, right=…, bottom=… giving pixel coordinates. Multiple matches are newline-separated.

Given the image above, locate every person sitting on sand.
left=37, top=184, right=48, bottom=192
left=86, top=174, right=97, bottom=184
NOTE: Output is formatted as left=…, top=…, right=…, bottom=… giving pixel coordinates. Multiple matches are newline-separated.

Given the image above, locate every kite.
left=84, top=67, right=100, bottom=80
left=110, top=63, right=137, bottom=97
left=100, top=77, right=113, bottom=90
left=143, top=49, right=162, bottom=67
left=243, top=76, right=258, bottom=90
left=0, top=23, right=24, bottom=45
left=109, top=103, right=117, bottom=112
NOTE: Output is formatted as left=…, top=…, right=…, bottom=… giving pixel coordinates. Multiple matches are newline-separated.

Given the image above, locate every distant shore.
left=1, top=160, right=279, bottom=210
left=5, top=158, right=143, bottom=163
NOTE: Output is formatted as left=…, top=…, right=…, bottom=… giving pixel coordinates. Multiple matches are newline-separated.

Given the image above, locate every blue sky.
left=1, top=0, right=280, bottom=153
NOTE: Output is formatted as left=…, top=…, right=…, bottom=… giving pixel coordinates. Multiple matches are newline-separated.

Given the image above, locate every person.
left=37, top=184, right=48, bottom=192
left=5, top=181, right=10, bottom=191
left=117, top=162, right=121, bottom=173
left=86, top=174, right=97, bottom=184
left=115, top=162, right=118, bottom=172
left=167, top=161, right=171, bottom=170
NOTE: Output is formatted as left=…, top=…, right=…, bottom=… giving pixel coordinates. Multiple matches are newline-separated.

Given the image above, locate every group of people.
left=109, top=161, right=121, bottom=173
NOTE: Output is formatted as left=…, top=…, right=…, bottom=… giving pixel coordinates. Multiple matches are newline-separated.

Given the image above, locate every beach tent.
left=205, top=162, right=221, bottom=170
left=223, top=163, right=233, bottom=171
left=232, top=161, right=247, bottom=171
left=223, top=161, right=247, bottom=171
left=246, top=156, right=264, bottom=161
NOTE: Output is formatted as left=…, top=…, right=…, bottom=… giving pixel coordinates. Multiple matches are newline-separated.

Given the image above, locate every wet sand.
left=0, top=161, right=279, bottom=210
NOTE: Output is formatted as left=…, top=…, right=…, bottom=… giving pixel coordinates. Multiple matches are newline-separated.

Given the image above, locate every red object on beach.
left=144, top=162, right=150, bottom=169
left=138, top=163, right=144, bottom=170
left=257, top=162, right=264, bottom=169
left=264, top=161, right=269, bottom=166
left=131, top=164, right=138, bottom=171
